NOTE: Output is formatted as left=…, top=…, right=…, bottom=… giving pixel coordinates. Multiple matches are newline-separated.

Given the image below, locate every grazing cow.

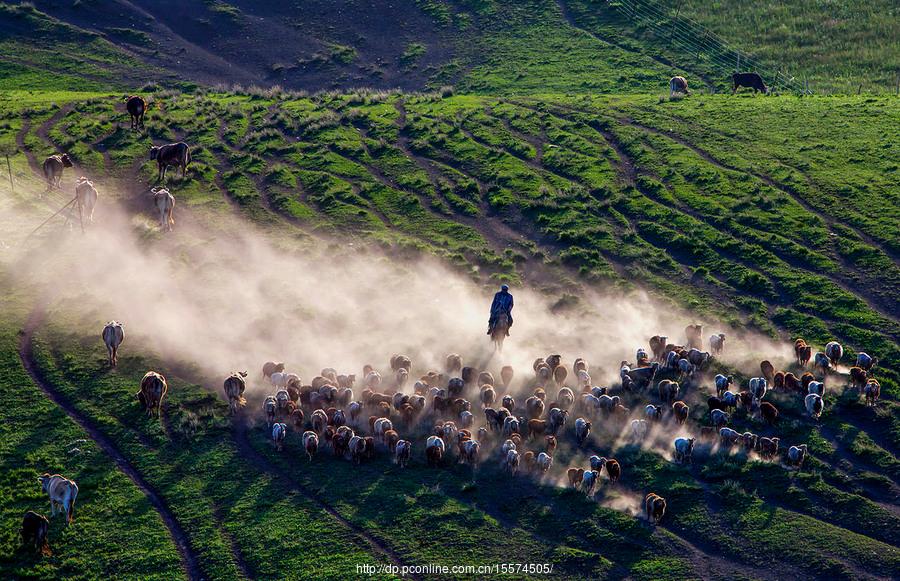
left=150, top=142, right=191, bottom=181
left=658, top=380, right=679, bottom=404
left=855, top=352, right=877, bottom=372
left=126, top=95, right=147, bottom=129
left=645, top=404, right=663, bottom=423
left=223, top=371, right=248, bottom=415
left=714, top=374, right=733, bottom=398
left=506, top=449, right=520, bottom=475
left=795, top=339, right=812, bottom=367
left=574, top=418, right=591, bottom=446
left=709, top=333, right=725, bottom=355
left=807, top=381, right=824, bottom=397
left=760, top=360, right=775, bottom=384
left=395, top=439, right=412, bottom=468
left=787, top=444, right=807, bottom=468
left=137, top=371, right=168, bottom=418
left=426, top=435, right=444, bottom=467
left=38, top=474, right=78, bottom=525
left=74, top=177, right=98, bottom=228
left=759, top=401, right=778, bottom=426
left=805, top=394, right=824, bottom=420
left=673, top=437, right=694, bottom=463
left=719, top=427, right=741, bottom=447
left=721, top=391, right=739, bottom=412
left=672, top=401, right=689, bottom=425
left=151, top=187, right=176, bottom=231
left=710, top=409, right=729, bottom=429
left=814, top=352, right=830, bottom=375
left=825, top=341, right=843, bottom=367
left=849, top=367, right=867, bottom=390
left=758, top=437, right=780, bottom=460
left=20, top=511, right=50, bottom=555
left=864, top=379, right=880, bottom=407
left=302, top=431, right=318, bottom=461
left=101, top=321, right=125, bottom=366
left=670, top=76, right=689, bottom=96
left=631, top=419, right=649, bottom=442
left=685, top=324, right=703, bottom=349
left=536, top=452, right=553, bottom=474
left=732, top=72, right=768, bottom=94
left=741, top=432, right=758, bottom=452
left=645, top=493, right=666, bottom=524
left=42, top=153, right=73, bottom=189
left=272, top=423, right=286, bottom=451
left=582, top=470, right=599, bottom=496
left=567, top=467, right=585, bottom=489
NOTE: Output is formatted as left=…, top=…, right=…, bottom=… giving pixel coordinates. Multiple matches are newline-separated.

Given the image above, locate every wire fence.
left=602, top=0, right=805, bottom=93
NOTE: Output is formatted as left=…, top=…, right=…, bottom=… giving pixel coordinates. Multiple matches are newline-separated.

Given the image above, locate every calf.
left=20, top=511, right=50, bottom=554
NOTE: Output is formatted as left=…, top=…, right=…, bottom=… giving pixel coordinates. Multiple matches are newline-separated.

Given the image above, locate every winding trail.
left=18, top=300, right=204, bottom=581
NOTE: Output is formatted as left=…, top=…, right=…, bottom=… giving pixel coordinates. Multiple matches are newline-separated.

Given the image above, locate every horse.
left=490, top=313, right=510, bottom=352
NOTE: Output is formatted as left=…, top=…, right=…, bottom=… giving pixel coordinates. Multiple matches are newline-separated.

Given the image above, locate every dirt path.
left=231, top=421, right=420, bottom=580
left=19, top=301, right=204, bottom=581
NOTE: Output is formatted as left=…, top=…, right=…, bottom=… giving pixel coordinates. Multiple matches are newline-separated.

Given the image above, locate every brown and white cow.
left=42, top=153, right=73, bottom=190
left=150, top=187, right=175, bottom=231
left=137, top=371, right=168, bottom=418
left=223, top=372, right=247, bottom=415
left=38, top=474, right=78, bottom=525
left=101, top=321, right=124, bottom=367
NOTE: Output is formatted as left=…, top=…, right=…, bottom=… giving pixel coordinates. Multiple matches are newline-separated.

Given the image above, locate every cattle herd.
left=20, top=80, right=879, bottom=559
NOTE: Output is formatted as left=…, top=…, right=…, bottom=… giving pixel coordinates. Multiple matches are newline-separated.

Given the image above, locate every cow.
left=658, top=379, right=679, bottom=403
left=272, top=423, right=286, bottom=451
left=849, top=367, right=867, bottom=390
left=223, top=371, right=247, bottom=415
left=719, top=427, right=741, bottom=447
left=807, top=381, right=825, bottom=397
left=126, top=95, right=147, bottom=129
left=557, top=387, right=575, bottom=410
left=395, top=439, right=412, bottom=468
left=627, top=362, right=659, bottom=390
left=732, top=72, right=768, bottom=94
left=709, top=333, right=725, bottom=355
left=741, top=432, right=758, bottom=452
left=525, top=396, right=544, bottom=420
left=688, top=349, right=710, bottom=369
left=677, top=358, right=694, bottom=382
left=348, top=435, right=367, bottom=464
left=605, top=458, right=621, bottom=484
left=582, top=470, right=599, bottom=496
left=20, top=511, right=50, bottom=554
left=631, top=419, right=649, bottom=442
left=714, top=374, right=733, bottom=398
left=480, top=385, right=496, bottom=408
left=787, top=444, right=807, bottom=468
left=149, top=142, right=191, bottom=181
left=710, top=409, right=729, bottom=429
left=673, top=437, right=694, bottom=463
left=150, top=187, right=176, bottom=231
left=445, top=353, right=462, bottom=374
left=101, top=321, right=125, bottom=366
left=814, top=352, right=830, bottom=375
left=721, top=391, right=739, bottom=412
left=855, top=352, right=877, bottom=372
left=795, top=339, right=812, bottom=367
left=499, top=365, right=514, bottom=389
left=38, top=474, right=78, bottom=525
left=302, top=431, right=318, bottom=461
left=749, top=377, right=767, bottom=403
left=645, top=404, right=663, bottom=423
left=707, top=396, right=726, bottom=413
left=784, top=372, right=802, bottom=393
left=548, top=407, right=568, bottom=434
left=42, top=153, right=73, bottom=190
left=672, top=401, right=689, bottom=425
left=825, top=341, right=843, bottom=367
left=759, top=401, right=778, bottom=426
left=461, top=439, right=480, bottom=466
left=760, top=360, right=775, bottom=384
left=800, top=372, right=815, bottom=393
left=426, top=435, right=444, bottom=467
left=685, top=324, right=703, bottom=349
left=264, top=396, right=278, bottom=428
left=758, top=437, right=780, bottom=460
left=137, top=371, right=168, bottom=418
left=669, top=76, right=689, bottom=97
left=536, top=452, right=553, bottom=474
left=805, top=393, right=824, bottom=420
left=262, top=361, right=285, bottom=379
left=73, top=177, right=98, bottom=229
left=501, top=395, right=515, bottom=414
left=574, top=418, right=591, bottom=446
left=864, top=379, right=880, bottom=407
left=567, top=467, right=585, bottom=489
left=649, top=335, right=668, bottom=361
left=505, top=449, right=520, bottom=475
left=645, top=493, right=666, bottom=524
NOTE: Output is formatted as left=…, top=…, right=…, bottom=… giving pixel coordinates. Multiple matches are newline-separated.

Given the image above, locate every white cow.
left=151, top=187, right=175, bottom=231
left=673, top=437, right=695, bottom=463
left=74, top=177, right=98, bottom=228
left=630, top=419, right=649, bottom=442
left=101, top=321, right=124, bottom=366
left=805, top=394, right=824, bottom=420
left=38, top=474, right=78, bottom=525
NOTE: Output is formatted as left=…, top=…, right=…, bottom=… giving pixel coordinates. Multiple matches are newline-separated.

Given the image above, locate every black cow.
left=732, top=72, right=768, bottom=94
left=149, top=142, right=191, bottom=181
left=126, top=95, right=146, bottom=130
left=21, top=511, right=50, bottom=554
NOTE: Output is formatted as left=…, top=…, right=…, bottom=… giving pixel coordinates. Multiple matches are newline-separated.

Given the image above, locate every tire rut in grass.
left=19, top=301, right=204, bottom=581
